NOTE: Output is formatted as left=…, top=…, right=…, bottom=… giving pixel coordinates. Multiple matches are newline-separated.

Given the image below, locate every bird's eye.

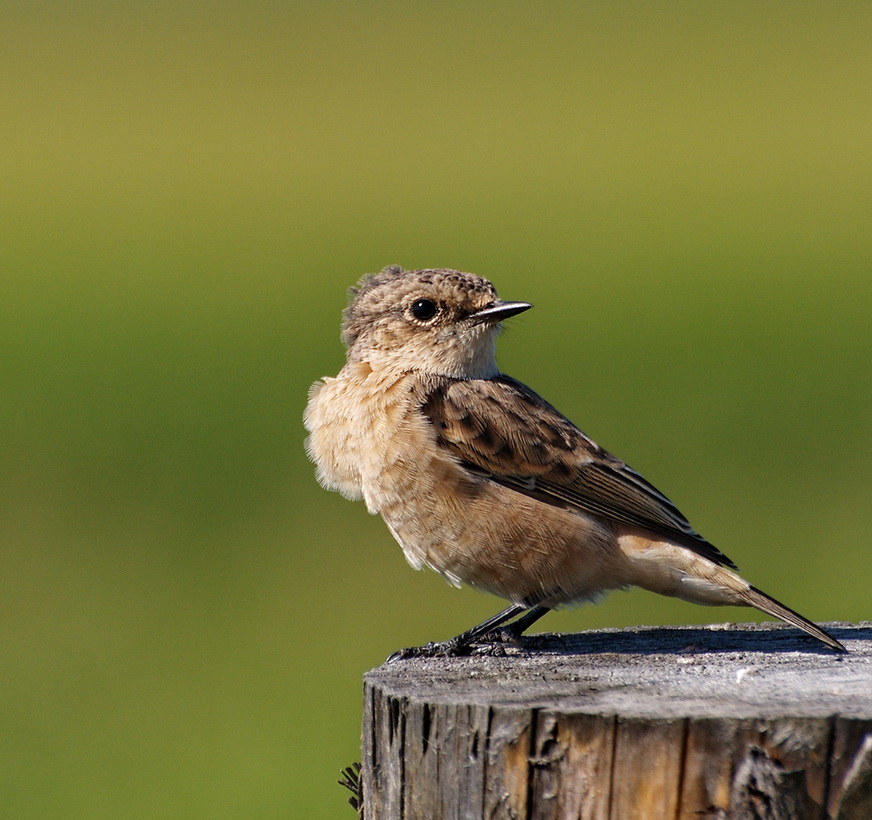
left=410, top=298, right=438, bottom=321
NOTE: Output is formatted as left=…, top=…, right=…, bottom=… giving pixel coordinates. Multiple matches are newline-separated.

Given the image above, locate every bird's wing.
left=421, top=375, right=737, bottom=569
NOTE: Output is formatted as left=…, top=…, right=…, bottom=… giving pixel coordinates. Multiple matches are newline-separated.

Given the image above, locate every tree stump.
left=361, top=622, right=871, bottom=819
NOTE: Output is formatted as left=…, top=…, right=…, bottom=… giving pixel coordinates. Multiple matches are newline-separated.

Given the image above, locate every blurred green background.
left=2, top=2, right=870, bottom=817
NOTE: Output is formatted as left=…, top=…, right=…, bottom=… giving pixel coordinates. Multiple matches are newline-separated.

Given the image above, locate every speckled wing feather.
left=421, top=375, right=738, bottom=569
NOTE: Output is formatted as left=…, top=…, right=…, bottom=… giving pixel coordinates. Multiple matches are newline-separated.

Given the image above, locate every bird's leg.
left=387, top=604, right=551, bottom=661
left=448, top=603, right=531, bottom=646
left=484, top=604, right=550, bottom=642
left=464, top=605, right=554, bottom=653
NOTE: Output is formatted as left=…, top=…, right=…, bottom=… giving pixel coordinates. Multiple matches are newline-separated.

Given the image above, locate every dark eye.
left=410, top=298, right=438, bottom=321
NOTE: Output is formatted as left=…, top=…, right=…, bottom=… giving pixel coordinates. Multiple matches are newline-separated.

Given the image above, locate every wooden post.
left=361, top=622, right=871, bottom=819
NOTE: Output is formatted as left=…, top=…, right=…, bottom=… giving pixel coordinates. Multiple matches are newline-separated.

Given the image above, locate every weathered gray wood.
left=361, top=621, right=872, bottom=819
left=529, top=711, right=614, bottom=820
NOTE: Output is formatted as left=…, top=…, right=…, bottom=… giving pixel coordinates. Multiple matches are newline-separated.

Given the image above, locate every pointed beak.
left=470, top=300, right=533, bottom=324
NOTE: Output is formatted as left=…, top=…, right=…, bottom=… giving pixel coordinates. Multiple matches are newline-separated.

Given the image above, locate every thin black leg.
left=501, top=604, right=550, bottom=638
left=446, top=603, right=529, bottom=646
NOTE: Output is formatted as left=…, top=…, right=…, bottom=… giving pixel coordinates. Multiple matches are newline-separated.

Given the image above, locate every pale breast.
left=305, top=364, right=480, bottom=568
left=304, top=363, right=429, bottom=511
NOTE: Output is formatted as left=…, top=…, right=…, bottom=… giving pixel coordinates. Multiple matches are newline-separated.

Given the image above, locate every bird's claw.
left=387, top=639, right=472, bottom=662
left=387, top=627, right=550, bottom=662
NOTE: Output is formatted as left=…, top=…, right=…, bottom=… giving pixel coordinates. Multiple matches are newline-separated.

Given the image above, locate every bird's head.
left=341, top=266, right=531, bottom=379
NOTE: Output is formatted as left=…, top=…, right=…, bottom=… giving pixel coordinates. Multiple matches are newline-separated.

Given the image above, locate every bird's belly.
left=377, top=459, right=631, bottom=608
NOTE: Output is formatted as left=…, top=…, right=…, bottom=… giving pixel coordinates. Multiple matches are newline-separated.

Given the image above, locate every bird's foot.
left=387, top=639, right=475, bottom=662
left=387, top=627, right=552, bottom=662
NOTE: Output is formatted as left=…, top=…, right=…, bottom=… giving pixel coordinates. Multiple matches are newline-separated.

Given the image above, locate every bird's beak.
left=470, top=300, right=533, bottom=324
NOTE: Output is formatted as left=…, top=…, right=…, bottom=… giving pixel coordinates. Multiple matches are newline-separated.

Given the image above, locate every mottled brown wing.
left=421, top=375, right=737, bottom=569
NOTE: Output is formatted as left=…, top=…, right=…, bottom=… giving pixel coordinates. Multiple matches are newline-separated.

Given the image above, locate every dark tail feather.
left=737, top=585, right=845, bottom=652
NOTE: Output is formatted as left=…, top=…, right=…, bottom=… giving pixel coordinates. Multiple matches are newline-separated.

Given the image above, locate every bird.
left=304, top=265, right=844, bottom=656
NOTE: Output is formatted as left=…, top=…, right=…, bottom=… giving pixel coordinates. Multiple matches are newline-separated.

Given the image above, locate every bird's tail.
left=736, top=585, right=845, bottom=652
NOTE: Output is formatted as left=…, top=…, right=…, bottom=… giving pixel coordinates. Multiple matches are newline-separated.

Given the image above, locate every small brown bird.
left=304, top=266, right=844, bottom=655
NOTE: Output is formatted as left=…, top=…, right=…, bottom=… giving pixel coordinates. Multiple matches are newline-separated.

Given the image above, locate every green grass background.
left=2, top=2, right=870, bottom=817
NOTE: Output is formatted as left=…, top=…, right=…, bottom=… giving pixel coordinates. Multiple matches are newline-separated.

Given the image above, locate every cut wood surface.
left=361, top=622, right=872, bottom=820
